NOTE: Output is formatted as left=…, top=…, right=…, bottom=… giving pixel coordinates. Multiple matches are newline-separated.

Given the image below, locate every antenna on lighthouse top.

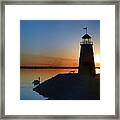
left=81, top=27, right=93, bottom=44
left=83, top=27, right=88, bottom=34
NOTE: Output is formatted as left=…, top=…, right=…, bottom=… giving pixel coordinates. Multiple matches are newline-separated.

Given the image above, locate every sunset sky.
left=20, top=20, right=100, bottom=67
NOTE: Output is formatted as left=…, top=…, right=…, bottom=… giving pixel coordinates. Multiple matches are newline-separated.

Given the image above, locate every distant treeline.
left=20, top=66, right=100, bottom=69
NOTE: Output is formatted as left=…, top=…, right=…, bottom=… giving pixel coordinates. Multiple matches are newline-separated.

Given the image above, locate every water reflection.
left=20, top=68, right=100, bottom=100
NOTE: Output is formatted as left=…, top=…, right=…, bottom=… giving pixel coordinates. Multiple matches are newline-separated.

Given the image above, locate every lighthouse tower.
left=78, top=27, right=96, bottom=77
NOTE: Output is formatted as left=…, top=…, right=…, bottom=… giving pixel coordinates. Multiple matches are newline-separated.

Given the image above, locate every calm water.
left=20, top=69, right=100, bottom=100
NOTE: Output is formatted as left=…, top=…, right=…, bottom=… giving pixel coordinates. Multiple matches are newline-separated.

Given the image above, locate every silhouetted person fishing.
left=32, top=77, right=41, bottom=86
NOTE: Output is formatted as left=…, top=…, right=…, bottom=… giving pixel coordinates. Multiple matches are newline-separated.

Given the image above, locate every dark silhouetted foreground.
left=33, top=73, right=100, bottom=100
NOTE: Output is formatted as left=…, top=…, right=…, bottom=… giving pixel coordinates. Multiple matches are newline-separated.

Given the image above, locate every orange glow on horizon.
left=21, top=55, right=78, bottom=67
left=21, top=54, right=100, bottom=68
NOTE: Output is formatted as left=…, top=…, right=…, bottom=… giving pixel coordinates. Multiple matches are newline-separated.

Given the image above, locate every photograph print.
left=20, top=20, right=100, bottom=100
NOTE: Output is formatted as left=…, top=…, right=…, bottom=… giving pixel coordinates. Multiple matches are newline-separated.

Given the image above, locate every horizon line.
left=20, top=66, right=100, bottom=69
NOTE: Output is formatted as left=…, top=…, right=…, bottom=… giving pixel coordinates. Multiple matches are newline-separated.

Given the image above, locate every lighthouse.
left=78, top=27, right=96, bottom=77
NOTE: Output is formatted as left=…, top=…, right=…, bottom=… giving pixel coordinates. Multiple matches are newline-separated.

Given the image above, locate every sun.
left=94, top=55, right=100, bottom=66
